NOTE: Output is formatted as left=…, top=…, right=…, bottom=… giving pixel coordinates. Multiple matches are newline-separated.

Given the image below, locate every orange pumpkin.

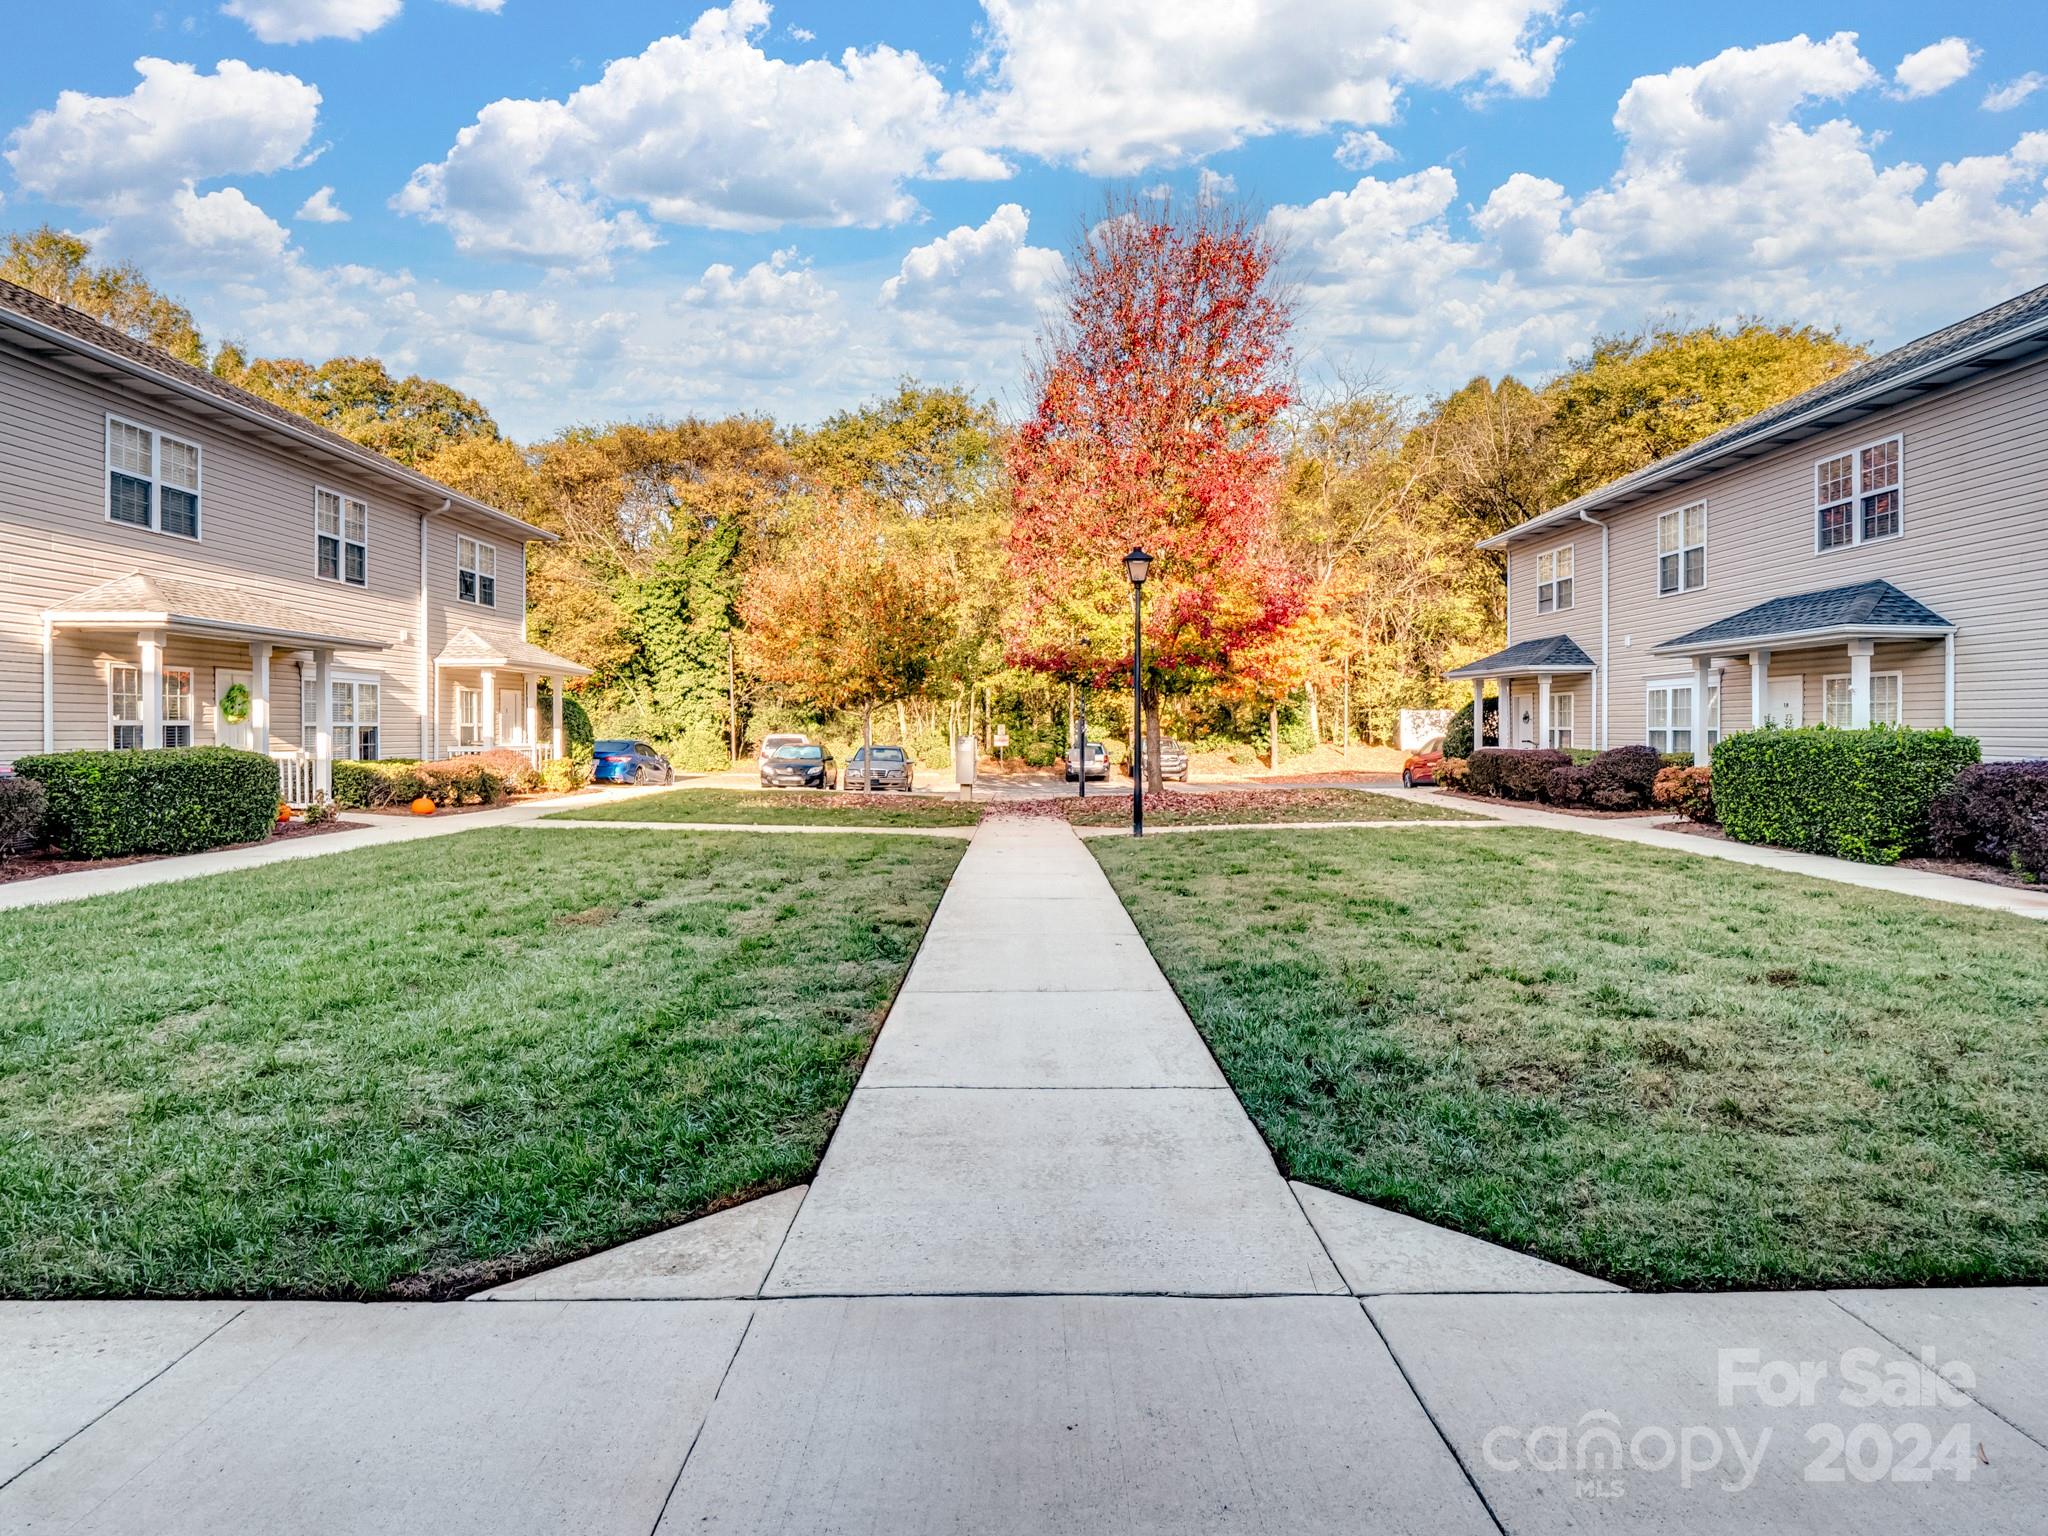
left=410, top=796, right=438, bottom=816
left=276, top=802, right=295, bottom=823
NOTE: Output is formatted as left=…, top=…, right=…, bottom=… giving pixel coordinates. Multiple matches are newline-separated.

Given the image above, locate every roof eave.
left=0, top=308, right=555, bottom=545
left=45, top=609, right=393, bottom=651
left=1651, top=621, right=1955, bottom=657
left=1445, top=662, right=1596, bottom=680
left=1478, top=319, right=2048, bottom=551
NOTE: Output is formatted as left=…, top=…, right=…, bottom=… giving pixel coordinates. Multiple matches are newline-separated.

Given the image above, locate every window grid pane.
left=344, top=543, right=366, bottom=585
left=159, top=487, right=199, bottom=538
left=1862, top=489, right=1899, bottom=542
left=344, top=499, right=368, bottom=542
left=1659, top=553, right=1679, bottom=594
left=318, top=536, right=341, bottom=580
left=1658, top=512, right=1678, bottom=555
left=109, top=473, right=152, bottom=527
left=158, top=437, right=199, bottom=492
left=316, top=490, right=342, bottom=536
left=108, top=420, right=152, bottom=476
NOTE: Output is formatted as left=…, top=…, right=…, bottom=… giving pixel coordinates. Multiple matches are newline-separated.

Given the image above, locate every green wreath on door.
left=219, top=682, right=252, bottom=724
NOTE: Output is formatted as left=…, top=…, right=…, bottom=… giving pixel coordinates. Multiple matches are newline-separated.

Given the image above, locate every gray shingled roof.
left=0, top=278, right=552, bottom=544
left=1446, top=634, right=1595, bottom=679
left=46, top=572, right=392, bottom=650
left=437, top=625, right=592, bottom=676
left=1653, top=580, right=1952, bottom=655
left=1482, top=281, right=2048, bottom=548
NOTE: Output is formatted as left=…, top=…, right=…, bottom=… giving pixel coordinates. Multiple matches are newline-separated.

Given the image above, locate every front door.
left=498, top=684, right=525, bottom=747
left=216, top=668, right=254, bottom=751
left=1765, top=676, right=1804, bottom=728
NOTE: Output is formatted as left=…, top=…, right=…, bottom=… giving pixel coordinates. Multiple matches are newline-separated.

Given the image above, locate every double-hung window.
left=1657, top=504, right=1706, bottom=594
left=1536, top=545, right=1574, bottom=614
left=454, top=685, right=483, bottom=747
left=1646, top=678, right=1719, bottom=755
left=1548, top=692, right=1575, bottom=749
left=108, top=664, right=193, bottom=747
left=301, top=677, right=381, bottom=759
left=1823, top=672, right=1903, bottom=729
left=315, top=489, right=368, bottom=585
left=1816, top=436, right=1902, bottom=551
left=458, top=536, right=497, bottom=607
left=106, top=416, right=201, bottom=538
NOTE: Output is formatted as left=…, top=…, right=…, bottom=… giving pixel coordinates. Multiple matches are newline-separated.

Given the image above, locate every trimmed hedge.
left=1712, top=725, right=1980, bottom=864
left=1929, top=761, right=2048, bottom=881
left=1547, top=744, right=1662, bottom=810
left=1653, top=764, right=1716, bottom=823
left=332, top=756, right=518, bottom=808
left=1467, top=747, right=1572, bottom=800
left=14, top=747, right=278, bottom=859
left=1442, top=697, right=1498, bottom=759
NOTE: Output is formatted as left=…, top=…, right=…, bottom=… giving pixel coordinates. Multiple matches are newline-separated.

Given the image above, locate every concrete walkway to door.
left=5, top=818, right=2046, bottom=1534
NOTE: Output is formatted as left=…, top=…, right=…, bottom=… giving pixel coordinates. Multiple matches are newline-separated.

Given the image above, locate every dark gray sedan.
left=760, top=742, right=836, bottom=789
left=845, top=745, right=915, bottom=791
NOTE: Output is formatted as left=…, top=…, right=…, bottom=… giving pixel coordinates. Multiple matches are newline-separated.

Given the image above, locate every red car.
left=1401, top=738, right=1445, bottom=788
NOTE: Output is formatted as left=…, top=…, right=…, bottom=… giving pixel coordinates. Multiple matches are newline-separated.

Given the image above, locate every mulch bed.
left=1660, top=819, right=2040, bottom=891
left=0, top=817, right=362, bottom=886
left=1436, top=789, right=1665, bottom=820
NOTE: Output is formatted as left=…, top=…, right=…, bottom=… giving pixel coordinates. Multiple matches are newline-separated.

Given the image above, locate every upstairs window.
left=458, top=535, right=497, bottom=607
left=106, top=416, right=201, bottom=539
left=1657, top=504, right=1706, bottom=594
left=1817, top=435, right=1902, bottom=551
left=315, top=488, right=369, bottom=585
left=1536, top=545, right=1574, bottom=614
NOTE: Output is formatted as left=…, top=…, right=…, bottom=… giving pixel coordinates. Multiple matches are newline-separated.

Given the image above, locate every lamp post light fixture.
left=1123, top=548, right=1151, bottom=838
left=1075, top=636, right=1090, bottom=800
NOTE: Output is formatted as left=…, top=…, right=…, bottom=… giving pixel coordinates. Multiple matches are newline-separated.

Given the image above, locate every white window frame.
left=1645, top=677, right=1719, bottom=756
left=302, top=673, right=382, bottom=760
left=454, top=683, right=483, bottom=747
left=107, top=663, right=195, bottom=747
left=1548, top=691, right=1576, bottom=749
left=1815, top=434, right=1903, bottom=553
left=315, top=487, right=369, bottom=587
left=109, top=662, right=143, bottom=750
left=105, top=413, right=202, bottom=540
left=1536, top=544, right=1575, bottom=615
left=457, top=535, right=497, bottom=607
left=1656, top=503, right=1706, bottom=596
left=1822, top=670, right=1904, bottom=729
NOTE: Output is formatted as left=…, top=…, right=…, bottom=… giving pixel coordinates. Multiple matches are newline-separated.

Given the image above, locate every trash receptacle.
left=954, top=735, right=978, bottom=799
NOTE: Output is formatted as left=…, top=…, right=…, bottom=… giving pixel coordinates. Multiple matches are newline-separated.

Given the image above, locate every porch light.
left=1123, top=548, right=1152, bottom=586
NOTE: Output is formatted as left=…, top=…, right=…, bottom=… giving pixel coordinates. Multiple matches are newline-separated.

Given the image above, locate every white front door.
left=499, top=686, right=525, bottom=747
left=1765, top=676, right=1804, bottom=728
left=216, top=669, right=254, bottom=751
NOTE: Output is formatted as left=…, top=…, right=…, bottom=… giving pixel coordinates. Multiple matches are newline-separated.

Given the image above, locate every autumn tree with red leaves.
left=1007, top=194, right=1303, bottom=793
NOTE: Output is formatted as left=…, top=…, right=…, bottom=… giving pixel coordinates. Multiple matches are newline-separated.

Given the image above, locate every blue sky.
left=4, top=1, right=2045, bottom=439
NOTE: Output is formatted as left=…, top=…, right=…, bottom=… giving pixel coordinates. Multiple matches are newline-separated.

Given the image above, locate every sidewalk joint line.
left=646, top=1307, right=756, bottom=1536
left=1822, top=1293, right=2048, bottom=1454
left=1358, top=1301, right=1511, bottom=1536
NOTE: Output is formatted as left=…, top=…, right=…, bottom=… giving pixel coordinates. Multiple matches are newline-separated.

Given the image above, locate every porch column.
left=1691, top=655, right=1712, bottom=765
left=140, top=630, right=165, bottom=749
left=1749, top=648, right=1769, bottom=732
left=314, top=649, right=335, bottom=795
left=524, top=674, right=539, bottom=756
left=1944, top=634, right=1956, bottom=730
left=249, top=641, right=273, bottom=753
left=1847, top=639, right=1874, bottom=730
left=480, top=669, right=498, bottom=750
left=551, top=675, right=567, bottom=760
left=1537, top=674, right=1552, bottom=750
left=1471, top=679, right=1484, bottom=749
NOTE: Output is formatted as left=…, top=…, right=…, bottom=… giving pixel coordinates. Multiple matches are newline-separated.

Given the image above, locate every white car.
left=756, top=732, right=810, bottom=768
left=1064, top=741, right=1109, bottom=782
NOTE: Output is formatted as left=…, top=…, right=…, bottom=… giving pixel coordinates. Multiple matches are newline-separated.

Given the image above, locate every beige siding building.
left=0, top=278, right=588, bottom=798
left=1452, top=285, right=2048, bottom=763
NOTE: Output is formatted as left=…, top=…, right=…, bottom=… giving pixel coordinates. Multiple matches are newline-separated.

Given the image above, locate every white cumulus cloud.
left=295, top=185, right=349, bottom=222
left=1893, top=38, right=1977, bottom=99
left=1983, top=74, right=2044, bottom=113
left=220, top=0, right=402, bottom=43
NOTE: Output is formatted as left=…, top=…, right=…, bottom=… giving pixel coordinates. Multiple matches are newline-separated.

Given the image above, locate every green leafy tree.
left=211, top=349, right=498, bottom=467
left=2, top=226, right=207, bottom=365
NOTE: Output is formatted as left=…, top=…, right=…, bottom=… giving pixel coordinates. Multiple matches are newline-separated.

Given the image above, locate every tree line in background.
left=2, top=220, right=1865, bottom=772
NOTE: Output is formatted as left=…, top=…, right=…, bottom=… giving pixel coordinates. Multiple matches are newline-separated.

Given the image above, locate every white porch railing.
left=447, top=742, right=548, bottom=764
left=274, top=752, right=318, bottom=807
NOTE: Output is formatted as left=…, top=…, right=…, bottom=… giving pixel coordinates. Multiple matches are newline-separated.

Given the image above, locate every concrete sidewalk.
left=5, top=818, right=2045, bottom=1533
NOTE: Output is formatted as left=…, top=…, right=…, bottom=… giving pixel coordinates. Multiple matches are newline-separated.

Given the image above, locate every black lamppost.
left=1123, top=548, right=1152, bottom=837
left=1075, top=636, right=1090, bottom=799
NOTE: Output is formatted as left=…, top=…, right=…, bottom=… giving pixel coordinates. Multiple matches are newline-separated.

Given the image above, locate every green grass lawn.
left=547, top=787, right=985, bottom=827
left=0, top=827, right=961, bottom=1299
left=1065, top=787, right=1481, bottom=827
left=1093, top=827, right=2048, bottom=1290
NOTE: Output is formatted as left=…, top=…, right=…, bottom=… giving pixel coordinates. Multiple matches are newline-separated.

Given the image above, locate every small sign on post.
left=993, top=725, right=1009, bottom=762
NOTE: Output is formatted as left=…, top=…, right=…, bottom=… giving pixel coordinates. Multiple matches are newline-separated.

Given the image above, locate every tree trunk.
left=1143, top=684, right=1164, bottom=797
left=1268, top=705, right=1280, bottom=771
left=1340, top=656, right=1351, bottom=760
left=726, top=636, right=738, bottom=764
left=863, top=701, right=875, bottom=791
left=1305, top=680, right=1320, bottom=744
left=896, top=698, right=909, bottom=742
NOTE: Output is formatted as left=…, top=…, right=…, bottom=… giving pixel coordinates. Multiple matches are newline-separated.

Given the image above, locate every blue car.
left=591, top=739, right=674, bottom=786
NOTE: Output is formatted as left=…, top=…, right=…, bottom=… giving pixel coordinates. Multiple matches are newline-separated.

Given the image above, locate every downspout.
left=420, top=499, right=449, bottom=761
left=1578, top=509, right=1609, bottom=749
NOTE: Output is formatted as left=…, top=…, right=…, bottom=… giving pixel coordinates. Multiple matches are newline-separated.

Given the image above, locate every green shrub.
left=1442, top=697, right=1500, bottom=758
left=417, top=757, right=509, bottom=806
left=538, top=755, right=588, bottom=793
left=1712, top=725, right=1980, bottom=864
left=331, top=759, right=424, bottom=808
left=14, top=747, right=278, bottom=859
left=0, top=775, right=49, bottom=856
left=1653, top=764, right=1716, bottom=823
left=1467, top=747, right=1571, bottom=799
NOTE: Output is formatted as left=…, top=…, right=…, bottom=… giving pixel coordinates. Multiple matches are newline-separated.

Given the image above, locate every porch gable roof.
left=45, top=572, right=391, bottom=651
left=1651, top=580, right=1953, bottom=656
left=435, top=625, right=592, bottom=677
left=1445, top=634, right=1596, bottom=680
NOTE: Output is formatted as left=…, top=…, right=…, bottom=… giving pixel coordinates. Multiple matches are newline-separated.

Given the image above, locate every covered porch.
left=43, top=572, right=390, bottom=806
left=433, top=625, right=591, bottom=766
left=1447, top=635, right=1598, bottom=752
left=1653, top=580, right=1956, bottom=762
